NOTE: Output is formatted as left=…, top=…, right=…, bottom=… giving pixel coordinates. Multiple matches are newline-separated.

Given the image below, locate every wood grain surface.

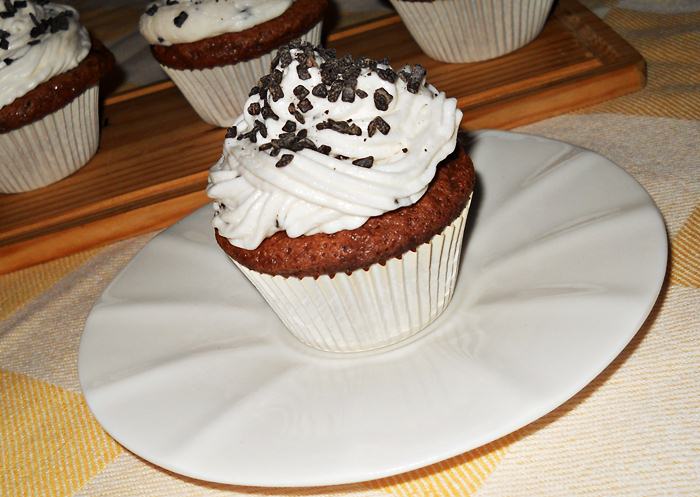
left=0, top=0, right=645, bottom=274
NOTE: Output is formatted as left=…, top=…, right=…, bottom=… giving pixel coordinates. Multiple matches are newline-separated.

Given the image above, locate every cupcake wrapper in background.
left=163, top=22, right=323, bottom=128
left=233, top=198, right=472, bottom=353
left=391, top=0, right=554, bottom=63
left=0, top=86, right=99, bottom=194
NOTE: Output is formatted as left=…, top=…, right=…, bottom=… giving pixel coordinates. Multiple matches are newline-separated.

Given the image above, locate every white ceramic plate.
left=79, top=131, right=667, bottom=487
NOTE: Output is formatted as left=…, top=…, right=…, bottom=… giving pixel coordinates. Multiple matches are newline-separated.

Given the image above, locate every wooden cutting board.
left=0, top=0, right=645, bottom=274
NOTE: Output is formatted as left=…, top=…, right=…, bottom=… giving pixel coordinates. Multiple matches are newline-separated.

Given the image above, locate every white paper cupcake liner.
left=162, top=21, right=323, bottom=128
left=0, top=86, right=99, bottom=194
left=232, top=197, right=472, bottom=353
left=391, top=0, right=554, bottom=63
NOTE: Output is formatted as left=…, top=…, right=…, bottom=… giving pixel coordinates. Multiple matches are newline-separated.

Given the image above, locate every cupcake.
left=208, top=41, right=474, bottom=353
left=390, top=0, right=555, bottom=63
left=0, top=1, right=114, bottom=194
left=139, top=0, right=327, bottom=128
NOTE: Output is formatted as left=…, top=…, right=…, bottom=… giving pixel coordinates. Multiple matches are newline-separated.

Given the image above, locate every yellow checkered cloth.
left=2, top=1, right=699, bottom=495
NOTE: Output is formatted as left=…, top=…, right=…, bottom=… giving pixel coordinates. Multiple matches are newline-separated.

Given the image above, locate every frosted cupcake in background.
left=139, top=0, right=327, bottom=128
left=390, top=0, right=555, bottom=63
left=0, top=1, right=114, bottom=193
left=208, top=41, right=475, bottom=353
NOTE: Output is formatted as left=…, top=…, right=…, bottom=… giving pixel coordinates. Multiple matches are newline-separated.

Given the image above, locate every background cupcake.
left=208, top=41, right=474, bottom=353
left=390, top=0, right=555, bottom=63
left=0, top=1, right=114, bottom=193
left=139, top=0, right=328, bottom=128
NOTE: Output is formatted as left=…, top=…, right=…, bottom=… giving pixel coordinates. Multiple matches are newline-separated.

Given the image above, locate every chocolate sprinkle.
left=367, top=116, right=390, bottom=137
left=145, top=4, right=158, bottom=16
left=352, top=156, right=374, bottom=168
left=341, top=85, right=356, bottom=103
left=254, top=120, right=268, bottom=139
left=293, top=110, right=305, bottom=124
left=261, top=104, right=278, bottom=121
left=297, top=98, right=313, bottom=113
left=316, top=119, right=362, bottom=136
left=27, top=39, right=40, bottom=46
left=247, top=102, right=261, bottom=115
left=0, top=29, right=9, bottom=38
left=225, top=126, right=237, bottom=139
left=327, top=81, right=343, bottom=102
left=14, top=0, right=26, bottom=8
left=373, top=88, right=393, bottom=111
left=355, top=88, right=368, bottom=99
left=402, top=147, right=408, bottom=153
left=376, top=67, right=397, bottom=83
left=293, top=85, right=309, bottom=99
left=275, top=154, right=294, bottom=168
left=296, top=63, right=310, bottom=80
left=0, top=38, right=7, bottom=50
left=282, top=120, right=297, bottom=132
left=173, top=11, right=188, bottom=28
left=318, top=145, right=331, bottom=155
left=311, top=83, right=327, bottom=98
left=268, top=83, right=284, bottom=101
left=3, top=57, right=12, bottom=65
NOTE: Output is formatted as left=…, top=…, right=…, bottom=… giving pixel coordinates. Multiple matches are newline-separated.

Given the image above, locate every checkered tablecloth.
left=2, top=1, right=699, bottom=496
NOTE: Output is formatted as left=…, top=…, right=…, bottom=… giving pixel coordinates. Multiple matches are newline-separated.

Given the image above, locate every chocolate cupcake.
left=208, top=42, right=473, bottom=352
left=0, top=1, right=114, bottom=193
left=139, top=0, right=327, bottom=128
left=390, top=0, right=554, bottom=63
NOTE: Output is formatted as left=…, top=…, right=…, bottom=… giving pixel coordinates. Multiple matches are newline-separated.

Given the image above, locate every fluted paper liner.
left=232, top=198, right=472, bottom=353
left=391, top=0, right=554, bottom=63
left=0, top=86, right=99, bottom=194
left=163, top=22, right=323, bottom=128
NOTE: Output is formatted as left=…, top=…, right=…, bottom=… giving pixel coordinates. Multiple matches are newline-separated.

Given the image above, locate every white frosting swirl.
left=208, top=45, right=462, bottom=250
left=0, top=1, right=90, bottom=109
left=139, top=0, right=293, bottom=46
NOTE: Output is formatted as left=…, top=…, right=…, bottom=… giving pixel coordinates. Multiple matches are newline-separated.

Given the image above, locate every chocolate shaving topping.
left=404, top=64, right=426, bottom=94
left=402, top=147, right=408, bottom=153
left=259, top=142, right=273, bottom=152
left=3, top=57, right=12, bottom=65
left=327, top=81, right=343, bottom=102
left=166, top=0, right=178, bottom=5
left=225, top=126, right=237, bottom=139
left=293, top=85, right=309, bottom=99
left=27, top=39, right=40, bottom=45
left=311, top=84, right=327, bottom=98
left=341, top=85, right=356, bottom=103
left=14, top=0, right=27, bottom=8
left=367, top=116, right=390, bottom=137
left=296, top=63, right=310, bottom=80
left=318, top=145, right=331, bottom=155
left=352, top=156, right=374, bottom=168
left=275, top=154, right=294, bottom=168
left=261, top=104, right=278, bottom=120
left=376, top=67, right=397, bottom=83
left=173, top=11, right=188, bottom=28
left=247, top=102, right=261, bottom=115
left=297, top=98, right=313, bottom=113
left=297, top=128, right=308, bottom=139
left=268, top=82, right=284, bottom=101
left=254, top=120, right=268, bottom=139
left=282, top=120, right=296, bottom=132
left=271, top=69, right=283, bottom=84
left=316, top=119, right=362, bottom=136
left=145, top=4, right=158, bottom=16
left=293, top=110, right=305, bottom=124
left=0, top=38, right=7, bottom=50
left=335, top=154, right=348, bottom=160
left=374, top=88, right=393, bottom=111
left=248, top=86, right=259, bottom=97
left=355, top=88, right=368, bottom=99
left=0, top=29, right=9, bottom=38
